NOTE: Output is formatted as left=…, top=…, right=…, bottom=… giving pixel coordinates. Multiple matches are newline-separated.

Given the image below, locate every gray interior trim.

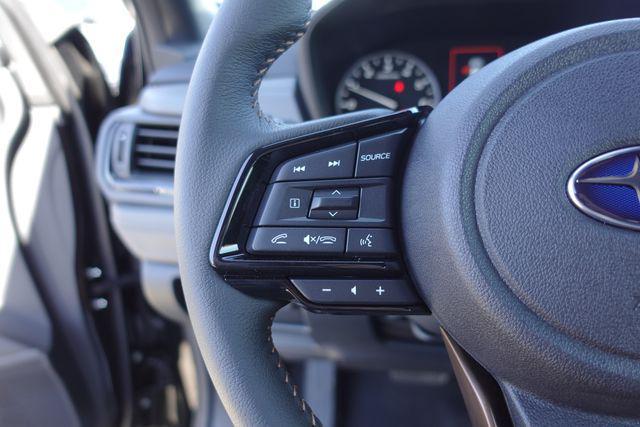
left=139, top=76, right=301, bottom=122
left=139, top=83, right=186, bottom=117
left=0, top=337, right=79, bottom=427
left=110, top=203, right=177, bottom=263
left=258, top=77, right=302, bottom=123
left=141, top=261, right=184, bottom=323
left=272, top=322, right=325, bottom=361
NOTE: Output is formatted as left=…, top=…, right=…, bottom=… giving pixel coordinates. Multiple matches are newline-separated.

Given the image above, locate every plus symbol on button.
left=376, top=286, right=385, bottom=296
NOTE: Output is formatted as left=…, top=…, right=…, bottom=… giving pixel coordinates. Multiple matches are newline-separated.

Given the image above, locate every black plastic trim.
left=210, top=107, right=430, bottom=314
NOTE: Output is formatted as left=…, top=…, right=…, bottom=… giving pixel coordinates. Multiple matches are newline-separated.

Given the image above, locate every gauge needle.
left=346, top=83, right=399, bottom=110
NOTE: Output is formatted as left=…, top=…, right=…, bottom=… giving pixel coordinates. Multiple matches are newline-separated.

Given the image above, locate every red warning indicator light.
left=393, top=80, right=405, bottom=94
left=448, top=45, right=504, bottom=91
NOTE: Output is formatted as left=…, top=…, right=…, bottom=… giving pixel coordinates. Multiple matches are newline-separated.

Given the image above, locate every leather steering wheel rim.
left=174, top=1, right=387, bottom=425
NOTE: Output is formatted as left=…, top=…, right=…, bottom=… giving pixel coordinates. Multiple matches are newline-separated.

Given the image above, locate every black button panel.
left=254, top=178, right=391, bottom=227
left=272, top=143, right=356, bottom=182
left=211, top=107, right=430, bottom=312
left=247, top=227, right=346, bottom=255
left=291, top=278, right=420, bottom=306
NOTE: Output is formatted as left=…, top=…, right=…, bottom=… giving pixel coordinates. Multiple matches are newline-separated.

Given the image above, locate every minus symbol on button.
left=321, top=288, right=332, bottom=292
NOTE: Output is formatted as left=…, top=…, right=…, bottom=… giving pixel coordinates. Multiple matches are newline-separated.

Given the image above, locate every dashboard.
left=95, top=0, right=640, bottom=371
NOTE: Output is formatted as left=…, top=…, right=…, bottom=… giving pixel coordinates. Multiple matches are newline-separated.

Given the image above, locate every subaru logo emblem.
left=568, top=146, right=640, bottom=230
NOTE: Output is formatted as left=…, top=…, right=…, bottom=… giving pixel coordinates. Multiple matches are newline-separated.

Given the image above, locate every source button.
left=355, top=129, right=406, bottom=177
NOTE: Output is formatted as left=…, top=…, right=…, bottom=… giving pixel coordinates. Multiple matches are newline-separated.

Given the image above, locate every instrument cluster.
left=334, top=46, right=504, bottom=113
left=298, top=0, right=640, bottom=119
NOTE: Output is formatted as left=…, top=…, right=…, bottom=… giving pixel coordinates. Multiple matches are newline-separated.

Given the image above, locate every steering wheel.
left=174, top=0, right=640, bottom=425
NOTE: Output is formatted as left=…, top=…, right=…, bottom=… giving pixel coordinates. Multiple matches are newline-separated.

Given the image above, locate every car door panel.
left=0, top=47, right=80, bottom=427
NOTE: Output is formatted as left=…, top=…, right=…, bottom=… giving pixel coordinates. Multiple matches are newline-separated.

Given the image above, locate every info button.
left=355, top=129, right=406, bottom=177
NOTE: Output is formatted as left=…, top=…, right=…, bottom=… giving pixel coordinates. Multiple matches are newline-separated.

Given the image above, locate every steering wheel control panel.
left=211, top=108, right=429, bottom=314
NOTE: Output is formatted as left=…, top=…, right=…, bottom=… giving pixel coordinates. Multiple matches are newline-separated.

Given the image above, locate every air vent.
left=132, top=125, right=179, bottom=173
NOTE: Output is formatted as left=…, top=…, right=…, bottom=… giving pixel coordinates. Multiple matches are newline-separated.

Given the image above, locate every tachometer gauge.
left=335, top=51, right=441, bottom=114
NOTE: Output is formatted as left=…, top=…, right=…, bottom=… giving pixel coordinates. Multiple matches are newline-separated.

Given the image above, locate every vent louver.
left=132, top=125, right=179, bottom=173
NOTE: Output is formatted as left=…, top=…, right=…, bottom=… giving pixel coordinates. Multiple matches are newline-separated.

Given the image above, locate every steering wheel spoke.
left=211, top=107, right=429, bottom=314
